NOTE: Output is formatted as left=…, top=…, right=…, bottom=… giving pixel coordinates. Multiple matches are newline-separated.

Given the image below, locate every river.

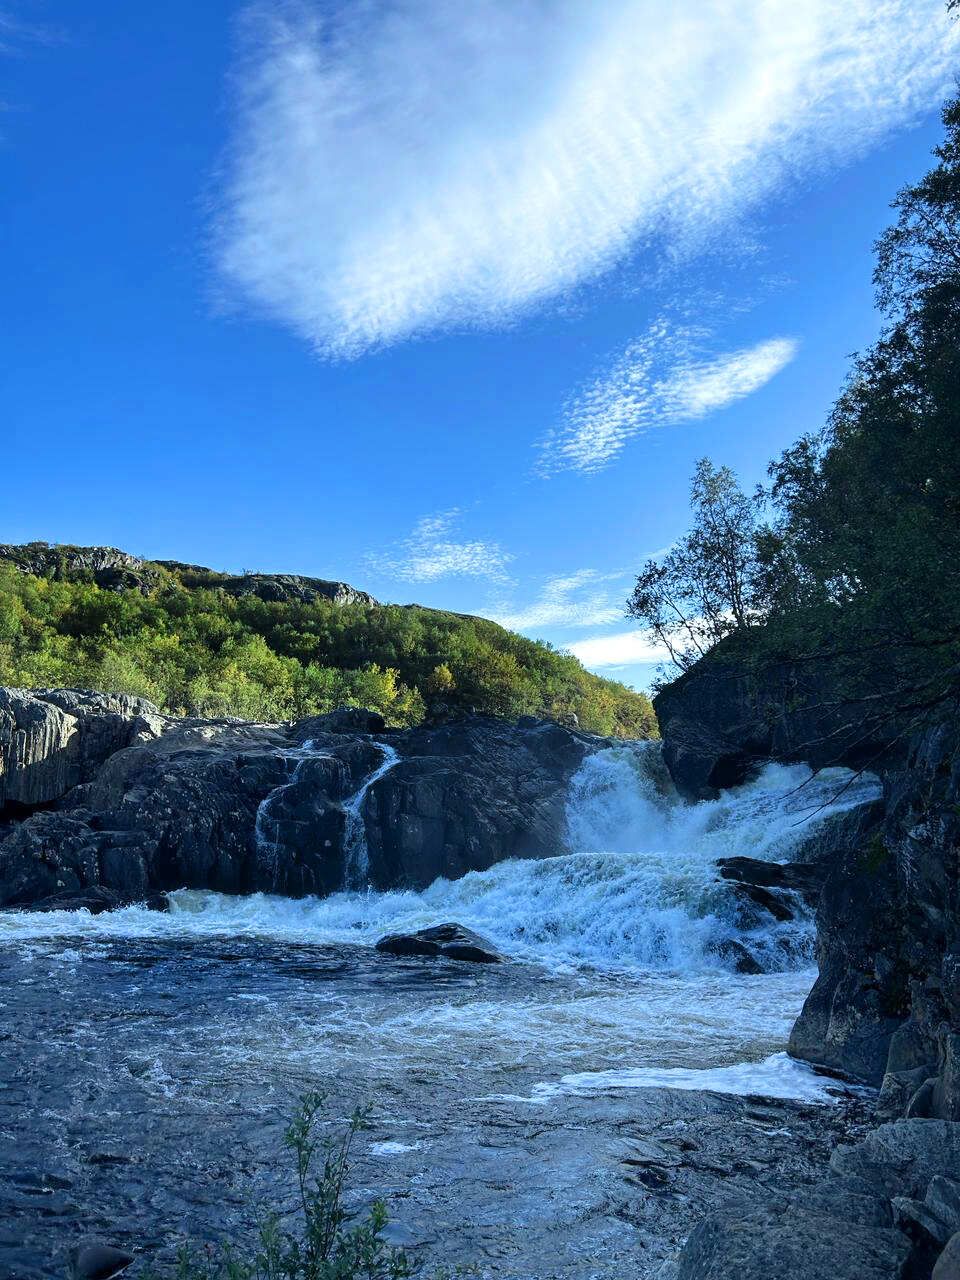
left=0, top=744, right=880, bottom=1278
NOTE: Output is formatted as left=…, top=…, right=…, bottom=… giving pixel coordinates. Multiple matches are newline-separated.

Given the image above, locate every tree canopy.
left=0, top=559, right=656, bottom=738
left=630, top=91, right=960, bottom=719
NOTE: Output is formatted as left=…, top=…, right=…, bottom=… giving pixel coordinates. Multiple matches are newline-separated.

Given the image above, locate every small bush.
left=149, top=1094, right=412, bottom=1280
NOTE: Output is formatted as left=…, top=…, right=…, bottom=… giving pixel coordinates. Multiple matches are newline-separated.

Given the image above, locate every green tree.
left=627, top=459, right=764, bottom=672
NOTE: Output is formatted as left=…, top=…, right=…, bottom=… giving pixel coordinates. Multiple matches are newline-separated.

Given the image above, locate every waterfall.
left=253, top=740, right=332, bottom=888
left=28, top=743, right=881, bottom=977
left=342, top=742, right=401, bottom=890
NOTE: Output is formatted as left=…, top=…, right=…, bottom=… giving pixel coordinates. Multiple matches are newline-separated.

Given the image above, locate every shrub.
left=149, top=1093, right=412, bottom=1280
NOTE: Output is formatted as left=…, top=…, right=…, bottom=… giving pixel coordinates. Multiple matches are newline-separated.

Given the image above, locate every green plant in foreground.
left=152, top=1094, right=413, bottom=1280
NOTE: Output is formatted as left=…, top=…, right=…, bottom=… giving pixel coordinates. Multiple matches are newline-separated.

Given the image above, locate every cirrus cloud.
left=372, top=509, right=514, bottom=585
left=489, top=568, right=631, bottom=632
left=540, top=327, right=798, bottom=474
left=217, top=0, right=958, bottom=357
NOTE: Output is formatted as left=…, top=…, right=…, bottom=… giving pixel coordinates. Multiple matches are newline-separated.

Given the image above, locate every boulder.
left=0, top=687, right=163, bottom=813
left=717, top=856, right=825, bottom=907
left=934, top=1233, right=960, bottom=1280
left=376, top=923, right=503, bottom=963
left=674, top=1201, right=911, bottom=1280
left=830, top=1121, right=960, bottom=1201
left=68, top=1242, right=134, bottom=1280
left=711, top=939, right=764, bottom=975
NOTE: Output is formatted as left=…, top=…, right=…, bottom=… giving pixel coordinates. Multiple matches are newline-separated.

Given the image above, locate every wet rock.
left=69, top=1242, right=134, bottom=1280
left=927, top=1177, right=960, bottom=1237
left=712, top=939, right=764, bottom=974
left=674, top=1201, right=911, bottom=1280
left=829, top=1120, right=960, bottom=1200
left=22, top=886, right=129, bottom=914
left=717, top=856, right=825, bottom=907
left=934, top=1233, right=960, bottom=1280
left=375, top=922, right=503, bottom=963
left=0, top=692, right=604, bottom=907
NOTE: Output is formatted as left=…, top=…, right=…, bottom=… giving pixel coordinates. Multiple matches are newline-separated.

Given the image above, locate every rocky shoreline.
left=653, top=641, right=960, bottom=1279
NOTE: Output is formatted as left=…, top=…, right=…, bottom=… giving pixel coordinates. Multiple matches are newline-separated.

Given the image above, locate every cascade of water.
left=253, top=740, right=334, bottom=887
left=342, top=742, right=401, bottom=889
left=32, top=742, right=880, bottom=976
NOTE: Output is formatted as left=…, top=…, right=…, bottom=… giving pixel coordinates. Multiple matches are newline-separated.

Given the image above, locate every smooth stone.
left=375, top=922, right=503, bottom=964
left=70, top=1243, right=134, bottom=1280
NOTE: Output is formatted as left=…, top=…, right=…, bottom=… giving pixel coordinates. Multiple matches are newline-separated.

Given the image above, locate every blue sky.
left=3, top=1, right=959, bottom=689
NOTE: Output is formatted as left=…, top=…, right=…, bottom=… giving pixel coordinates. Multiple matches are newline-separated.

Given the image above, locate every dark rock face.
left=364, top=717, right=591, bottom=890
left=653, top=634, right=908, bottom=801
left=674, top=1200, right=910, bottom=1280
left=672, top=1118, right=960, bottom=1280
left=375, top=922, right=503, bottom=963
left=655, top=636, right=960, bottom=1117
left=0, top=691, right=598, bottom=909
left=0, top=687, right=163, bottom=813
left=717, top=855, right=825, bottom=924
left=789, top=718, right=960, bottom=1100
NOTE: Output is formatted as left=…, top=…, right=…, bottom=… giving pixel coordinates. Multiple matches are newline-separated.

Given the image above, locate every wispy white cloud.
left=374, top=510, right=514, bottom=585
left=541, top=328, right=797, bottom=474
left=567, top=629, right=669, bottom=669
left=489, top=569, right=630, bottom=632
left=217, top=0, right=957, bottom=357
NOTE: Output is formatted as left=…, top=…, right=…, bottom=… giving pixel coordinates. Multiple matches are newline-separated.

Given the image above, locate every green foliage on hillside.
left=0, top=561, right=655, bottom=737
left=631, top=91, right=960, bottom=723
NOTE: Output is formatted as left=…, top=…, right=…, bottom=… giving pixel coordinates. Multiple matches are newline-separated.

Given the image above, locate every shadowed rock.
left=0, top=692, right=606, bottom=909
left=69, top=1243, right=134, bottom=1280
left=376, top=922, right=503, bottom=963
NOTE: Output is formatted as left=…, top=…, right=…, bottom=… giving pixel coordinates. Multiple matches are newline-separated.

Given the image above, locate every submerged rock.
left=375, top=922, right=503, bottom=963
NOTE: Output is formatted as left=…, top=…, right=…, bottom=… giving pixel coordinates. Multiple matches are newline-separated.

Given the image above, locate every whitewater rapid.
left=2, top=743, right=880, bottom=977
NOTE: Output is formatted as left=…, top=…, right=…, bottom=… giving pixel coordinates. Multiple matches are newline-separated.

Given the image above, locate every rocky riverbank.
left=654, top=635, right=960, bottom=1278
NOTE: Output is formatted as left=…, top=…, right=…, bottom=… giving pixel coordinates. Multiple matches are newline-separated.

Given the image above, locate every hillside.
left=0, top=542, right=655, bottom=738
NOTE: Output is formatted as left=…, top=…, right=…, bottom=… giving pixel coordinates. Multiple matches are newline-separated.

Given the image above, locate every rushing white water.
left=517, top=1051, right=859, bottom=1105
left=254, top=739, right=335, bottom=887
left=342, top=741, right=400, bottom=889
left=4, top=744, right=880, bottom=976
left=0, top=743, right=883, bottom=1107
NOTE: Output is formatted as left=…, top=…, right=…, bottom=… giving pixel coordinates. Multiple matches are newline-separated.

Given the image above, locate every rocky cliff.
left=654, top=636, right=960, bottom=1122
left=0, top=687, right=599, bottom=910
left=0, top=541, right=378, bottom=606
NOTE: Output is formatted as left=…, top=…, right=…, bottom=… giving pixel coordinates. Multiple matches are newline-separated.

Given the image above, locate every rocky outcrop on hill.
left=157, top=563, right=378, bottom=607
left=0, top=690, right=598, bottom=909
left=655, top=640, right=960, bottom=1124
left=0, top=542, right=378, bottom=608
left=0, top=543, right=169, bottom=594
